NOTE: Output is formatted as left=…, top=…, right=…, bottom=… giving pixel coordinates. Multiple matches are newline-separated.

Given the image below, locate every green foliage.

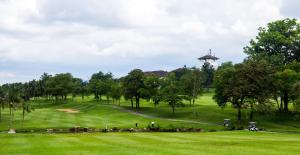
left=201, top=62, right=215, bottom=89
left=46, top=73, right=74, bottom=101
left=123, top=69, right=145, bottom=110
left=273, top=68, right=300, bottom=111
left=244, top=18, right=300, bottom=66
left=213, top=62, right=235, bottom=108
left=214, top=60, right=274, bottom=121
left=110, top=81, right=123, bottom=104
left=162, top=73, right=183, bottom=113
left=180, top=68, right=204, bottom=105
left=142, top=74, right=163, bottom=106
left=89, top=71, right=113, bottom=101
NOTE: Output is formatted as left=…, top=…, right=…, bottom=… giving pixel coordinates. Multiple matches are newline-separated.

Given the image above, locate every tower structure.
left=198, top=49, right=219, bottom=63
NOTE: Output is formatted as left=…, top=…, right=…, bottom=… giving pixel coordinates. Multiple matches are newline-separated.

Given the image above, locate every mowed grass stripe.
left=0, top=132, right=299, bottom=155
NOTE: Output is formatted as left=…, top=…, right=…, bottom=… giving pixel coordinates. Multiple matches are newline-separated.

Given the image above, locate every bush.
left=294, top=100, right=300, bottom=112
left=254, top=101, right=275, bottom=114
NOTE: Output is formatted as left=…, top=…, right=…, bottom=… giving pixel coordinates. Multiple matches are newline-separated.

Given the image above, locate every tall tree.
left=72, top=78, right=84, bottom=101
left=273, top=69, right=299, bottom=112
left=235, top=60, right=274, bottom=120
left=162, top=73, right=183, bottom=114
left=110, top=81, right=123, bottom=105
left=39, top=73, right=52, bottom=99
left=180, top=68, right=204, bottom=106
left=142, top=74, right=162, bottom=107
left=123, top=69, right=145, bottom=110
left=6, top=84, right=22, bottom=128
left=244, top=18, right=300, bottom=66
left=214, top=62, right=245, bottom=122
left=89, top=71, right=113, bottom=101
left=46, top=73, right=74, bottom=101
left=0, top=87, right=5, bottom=121
left=201, top=62, right=215, bottom=90
left=244, top=18, right=300, bottom=112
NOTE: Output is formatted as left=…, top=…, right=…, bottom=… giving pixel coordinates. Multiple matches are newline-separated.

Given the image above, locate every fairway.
left=0, top=96, right=224, bottom=132
left=0, top=94, right=298, bottom=155
left=0, top=131, right=299, bottom=155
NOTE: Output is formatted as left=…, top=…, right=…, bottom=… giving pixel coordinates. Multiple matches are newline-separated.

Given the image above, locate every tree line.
left=0, top=18, right=299, bottom=124
left=0, top=65, right=212, bottom=121
left=214, top=18, right=300, bottom=122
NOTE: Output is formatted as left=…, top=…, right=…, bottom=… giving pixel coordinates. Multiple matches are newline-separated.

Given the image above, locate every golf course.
left=1, top=1, right=300, bottom=154
left=0, top=92, right=299, bottom=154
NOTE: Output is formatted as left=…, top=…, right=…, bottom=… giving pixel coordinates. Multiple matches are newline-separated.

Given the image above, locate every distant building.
left=144, top=70, right=169, bottom=77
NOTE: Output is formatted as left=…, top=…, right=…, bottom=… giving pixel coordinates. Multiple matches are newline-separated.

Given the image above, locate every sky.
left=0, top=0, right=299, bottom=83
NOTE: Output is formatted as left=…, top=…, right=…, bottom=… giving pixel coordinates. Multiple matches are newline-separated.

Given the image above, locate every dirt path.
left=106, top=105, right=221, bottom=126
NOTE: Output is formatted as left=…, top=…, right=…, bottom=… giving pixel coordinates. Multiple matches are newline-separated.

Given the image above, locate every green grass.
left=0, top=92, right=300, bottom=154
left=118, top=93, right=300, bottom=132
left=0, top=96, right=222, bottom=131
left=0, top=92, right=299, bottom=132
left=0, top=131, right=299, bottom=155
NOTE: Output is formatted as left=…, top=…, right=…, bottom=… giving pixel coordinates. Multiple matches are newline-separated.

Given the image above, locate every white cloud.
left=0, top=0, right=297, bottom=83
left=0, top=71, right=15, bottom=78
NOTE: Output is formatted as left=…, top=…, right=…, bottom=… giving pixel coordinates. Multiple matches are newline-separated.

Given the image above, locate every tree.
left=201, top=62, right=215, bottom=90
left=180, top=68, right=204, bottom=106
left=142, top=74, right=162, bottom=107
left=0, top=87, right=5, bottom=121
left=214, top=60, right=275, bottom=121
left=79, top=81, right=89, bottom=101
left=273, top=69, right=299, bottom=112
left=21, top=101, right=33, bottom=121
left=46, top=73, right=74, bottom=102
left=72, top=78, right=85, bottom=101
left=162, top=73, right=183, bottom=114
left=244, top=18, right=300, bottom=112
left=123, top=69, right=145, bottom=110
left=235, top=60, right=274, bottom=120
left=89, top=71, right=113, bottom=102
left=110, top=81, right=123, bottom=105
left=244, top=18, right=300, bottom=66
left=38, top=73, right=52, bottom=99
left=214, top=62, right=245, bottom=122
left=6, top=84, right=22, bottom=128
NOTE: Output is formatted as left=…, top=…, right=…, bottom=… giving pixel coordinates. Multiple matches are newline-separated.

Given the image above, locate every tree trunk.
left=0, top=104, right=1, bottom=121
left=130, top=98, right=133, bottom=109
left=237, top=107, right=241, bottom=122
left=250, top=103, right=254, bottom=121
left=23, top=107, right=25, bottom=121
left=275, top=97, right=280, bottom=111
left=135, top=96, right=139, bottom=110
left=283, top=92, right=289, bottom=112
left=280, top=97, right=283, bottom=112
left=172, top=103, right=175, bottom=114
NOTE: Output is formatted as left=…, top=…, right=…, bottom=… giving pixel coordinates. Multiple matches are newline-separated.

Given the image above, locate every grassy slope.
left=119, top=92, right=300, bottom=132
left=0, top=96, right=222, bottom=131
left=0, top=92, right=299, bottom=132
left=0, top=131, right=299, bottom=155
left=0, top=93, right=299, bottom=155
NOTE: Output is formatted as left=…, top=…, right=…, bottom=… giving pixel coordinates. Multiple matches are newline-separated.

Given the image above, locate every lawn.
left=0, top=96, right=223, bottom=132
left=0, top=92, right=299, bottom=132
left=0, top=93, right=300, bottom=155
left=0, top=131, right=299, bottom=155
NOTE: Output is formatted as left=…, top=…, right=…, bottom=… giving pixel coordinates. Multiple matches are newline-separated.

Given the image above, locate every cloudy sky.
left=0, top=0, right=299, bottom=83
